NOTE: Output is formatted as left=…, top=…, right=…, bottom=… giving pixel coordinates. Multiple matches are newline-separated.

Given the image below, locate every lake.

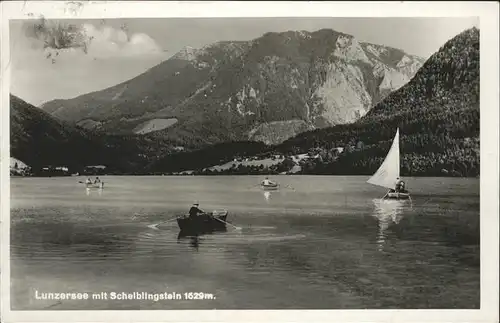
left=9, top=175, right=480, bottom=310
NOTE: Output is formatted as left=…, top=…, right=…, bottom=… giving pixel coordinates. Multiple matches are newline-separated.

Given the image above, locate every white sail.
left=367, top=128, right=400, bottom=190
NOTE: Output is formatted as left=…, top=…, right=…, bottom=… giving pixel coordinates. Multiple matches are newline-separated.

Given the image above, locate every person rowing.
left=85, top=177, right=92, bottom=185
left=262, top=177, right=274, bottom=186
left=94, top=177, right=101, bottom=184
left=189, top=202, right=205, bottom=218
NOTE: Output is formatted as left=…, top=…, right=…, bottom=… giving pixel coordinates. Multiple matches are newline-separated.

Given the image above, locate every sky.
left=9, top=17, right=479, bottom=106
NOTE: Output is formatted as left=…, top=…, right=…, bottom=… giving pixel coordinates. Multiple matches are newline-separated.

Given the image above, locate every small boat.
left=176, top=210, right=228, bottom=234
left=367, top=128, right=411, bottom=201
left=261, top=181, right=279, bottom=190
left=86, top=182, right=104, bottom=189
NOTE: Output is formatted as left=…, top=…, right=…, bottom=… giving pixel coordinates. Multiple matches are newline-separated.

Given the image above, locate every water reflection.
left=262, top=191, right=271, bottom=202
left=85, top=188, right=103, bottom=196
left=372, top=199, right=405, bottom=251
left=176, top=232, right=204, bottom=251
left=177, top=234, right=200, bottom=250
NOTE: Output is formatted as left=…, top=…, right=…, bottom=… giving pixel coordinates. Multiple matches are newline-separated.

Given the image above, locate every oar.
left=149, top=216, right=179, bottom=228
left=283, top=184, right=295, bottom=191
left=212, top=216, right=242, bottom=231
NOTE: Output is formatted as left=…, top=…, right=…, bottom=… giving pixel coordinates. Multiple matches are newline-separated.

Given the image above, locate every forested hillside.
left=10, top=95, right=175, bottom=174
left=147, top=141, right=270, bottom=174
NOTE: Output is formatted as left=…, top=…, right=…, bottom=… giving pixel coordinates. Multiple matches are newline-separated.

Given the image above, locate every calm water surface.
left=10, top=176, right=480, bottom=310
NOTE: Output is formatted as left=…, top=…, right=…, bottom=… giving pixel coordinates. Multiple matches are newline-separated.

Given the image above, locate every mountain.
left=274, top=27, right=480, bottom=177
left=41, top=29, right=425, bottom=147
left=11, top=94, right=98, bottom=170
left=10, top=95, right=175, bottom=173
left=149, top=27, right=480, bottom=177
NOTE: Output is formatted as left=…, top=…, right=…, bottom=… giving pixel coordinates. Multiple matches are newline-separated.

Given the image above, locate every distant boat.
left=261, top=182, right=279, bottom=190
left=367, top=128, right=411, bottom=200
left=261, top=178, right=279, bottom=190
left=83, top=181, right=104, bottom=189
left=176, top=210, right=228, bottom=235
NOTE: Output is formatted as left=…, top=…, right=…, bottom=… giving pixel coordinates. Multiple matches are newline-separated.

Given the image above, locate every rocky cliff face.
left=41, top=29, right=425, bottom=146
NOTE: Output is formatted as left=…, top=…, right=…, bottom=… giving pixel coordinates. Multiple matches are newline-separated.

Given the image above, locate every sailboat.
left=367, top=128, right=411, bottom=200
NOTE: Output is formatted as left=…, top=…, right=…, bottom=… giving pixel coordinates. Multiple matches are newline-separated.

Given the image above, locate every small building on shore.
left=39, top=165, right=70, bottom=177
left=83, top=165, right=107, bottom=175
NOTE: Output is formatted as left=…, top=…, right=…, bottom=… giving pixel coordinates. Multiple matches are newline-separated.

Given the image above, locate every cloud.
left=11, top=20, right=168, bottom=105
left=81, top=23, right=162, bottom=58
left=21, top=19, right=163, bottom=60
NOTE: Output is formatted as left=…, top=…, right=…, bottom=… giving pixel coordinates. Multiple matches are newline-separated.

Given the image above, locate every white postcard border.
left=1, top=1, right=498, bottom=323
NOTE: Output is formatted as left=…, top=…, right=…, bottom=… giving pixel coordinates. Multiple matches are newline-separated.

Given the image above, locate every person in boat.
left=400, top=180, right=406, bottom=192
left=394, top=177, right=406, bottom=193
left=189, top=203, right=205, bottom=218
left=85, top=177, right=92, bottom=185
left=94, top=177, right=101, bottom=184
left=262, top=177, right=273, bottom=186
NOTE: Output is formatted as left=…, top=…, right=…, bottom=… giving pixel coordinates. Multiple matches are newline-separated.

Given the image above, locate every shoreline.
left=9, top=174, right=480, bottom=178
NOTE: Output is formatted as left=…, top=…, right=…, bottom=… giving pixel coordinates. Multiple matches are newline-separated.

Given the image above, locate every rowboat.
left=86, top=182, right=104, bottom=189
left=261, top=182, right=279, bottom=190
left=176, top=210, right=228, bottom=234
left=367, top=128, right=411, bottom=201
